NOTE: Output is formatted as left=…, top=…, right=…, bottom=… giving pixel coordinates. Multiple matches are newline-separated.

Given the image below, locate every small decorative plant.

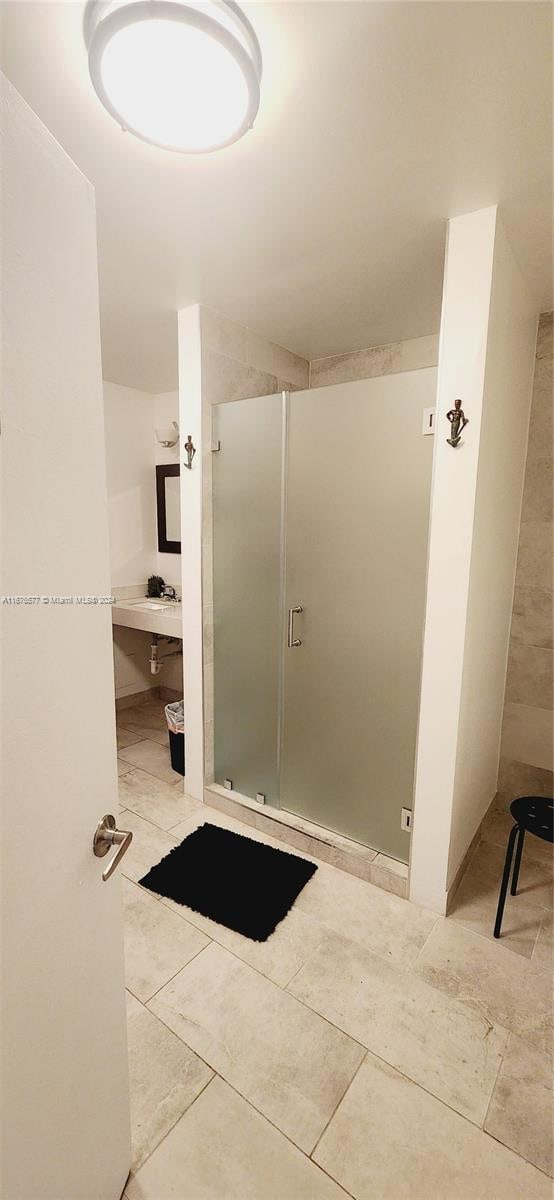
left=147, top=575, right=165, bottom=598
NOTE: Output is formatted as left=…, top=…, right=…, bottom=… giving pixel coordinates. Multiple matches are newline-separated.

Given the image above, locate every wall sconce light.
left=155, top=420, right=179, bottom=448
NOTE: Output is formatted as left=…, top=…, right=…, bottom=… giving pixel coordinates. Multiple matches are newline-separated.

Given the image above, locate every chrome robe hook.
left=446, top=400, right=469, bottom=447
left=183, top=434, right=196, bottom=469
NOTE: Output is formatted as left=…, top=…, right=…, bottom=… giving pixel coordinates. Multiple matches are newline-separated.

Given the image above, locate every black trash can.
left=165, top=700, right=185, bottom=777
left=168, top=729, right=185, bottom=776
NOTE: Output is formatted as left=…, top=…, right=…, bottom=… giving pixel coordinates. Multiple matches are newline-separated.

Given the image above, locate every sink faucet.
left=161, top=585, right=178, bottom=602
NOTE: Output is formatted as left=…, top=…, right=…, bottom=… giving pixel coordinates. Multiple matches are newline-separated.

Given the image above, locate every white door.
left=1, top=75, right=131, bottom=1200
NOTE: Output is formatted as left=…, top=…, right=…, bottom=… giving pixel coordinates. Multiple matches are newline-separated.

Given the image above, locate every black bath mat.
left=139, top=822, right=317, bottom=942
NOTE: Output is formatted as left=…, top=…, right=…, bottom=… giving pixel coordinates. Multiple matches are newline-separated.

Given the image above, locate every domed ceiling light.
left=84, top=0, right=262, bottom=153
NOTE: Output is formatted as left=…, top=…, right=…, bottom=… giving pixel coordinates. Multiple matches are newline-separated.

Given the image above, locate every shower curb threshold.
left=203, top=783, right=409, bottom=899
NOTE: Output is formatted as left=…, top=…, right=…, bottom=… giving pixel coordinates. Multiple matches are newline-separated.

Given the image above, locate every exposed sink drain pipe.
left=149, top=634, right=183, bottom=675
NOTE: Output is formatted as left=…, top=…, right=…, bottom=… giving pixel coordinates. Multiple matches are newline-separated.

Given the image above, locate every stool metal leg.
left=510, top=826, right=525, bottom=896
left=493, top=824, right=519, bottom=939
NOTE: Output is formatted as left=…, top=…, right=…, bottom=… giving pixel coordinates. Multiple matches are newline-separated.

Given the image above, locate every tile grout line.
left=308, top=1050, right=368, bottom=1162
left=141, top=936, right=214, bottom=1006
left=119, top=801, right=549, bottom=1147
left=117, top=735, right=183, bottom=786
left=406, top=932, right=551, bottom=1060
left=410, top=913, right=440, bottom=966
left=117, top=721, right=168, bottom=744
left=136, top=967, right=545, bottom=1183
left=143, top=885, right=327, bottom=988
left=120, top=813, right=182, bottom=842
left=123, top=894, right=552, bottom=1180
left=141, top=990, right=239, bottom=1094
left=481, top=1031, right=509, bottom=1135
left=281, top=933, right=329, bottom=992
left=152, top=873, right=444, bottom=989
left=480, top=1118, right=554, bottom=1181
left=137, top=940, right=374, bottom=1142
left=123, top=815, right=550, bottom=1005
left=449, top=911, right=551, bottom=960
left=119, top=805, right=184, bottom=838
left=384, top=1044, right=554, bottom=1176
left=286, top=989, right=511, bottom=1136
left=481, top=829, right=554, bottom=871
left=118, top=790, right=198, bottom=831
left=128, top=834, right=547, bottom=1061
left=135, top=923, right=505, bottom=1140
left=133, top=866, right=442, bottom=1038
left=314, top=1035, right=550, bottom=1172
left=151, top=931, right=370, bottom=1053
left=532, top=908, right=553, bottom=972
left=186, top=1070, right=357, bottom=1199
left=118, top=768, right=184, bottom=791
left=527, top=909, right=543, bottom=960
left=130, top=1071, right=216, bottom=1179
left=408, top=908, right=547, bottom=981
left=121, top=803, right=191, bottom=834
left=124, top=982, right=147, bottom=1006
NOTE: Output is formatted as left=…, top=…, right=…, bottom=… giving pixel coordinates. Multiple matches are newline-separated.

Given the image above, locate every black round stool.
left=493, top=796, right=553, bottom=939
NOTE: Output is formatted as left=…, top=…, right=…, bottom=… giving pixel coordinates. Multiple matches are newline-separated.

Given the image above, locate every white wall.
left=447, top=220, right=538, bottom=882
left=178, top=306, right=204, bottom=798
left=103, top=381, right=181, bottom=589
left=103, top=382, right=182, bottom=699
left=154, top=389, right=181, bottom=581
left=410, top=207, right=537, bottom=912
left=103, top=381, right=157, bottom=588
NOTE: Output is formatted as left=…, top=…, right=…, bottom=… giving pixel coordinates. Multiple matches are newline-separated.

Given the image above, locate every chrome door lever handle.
left=93, top=815, right=133, bottom=882
left=287, top=605, right=303, bottom=647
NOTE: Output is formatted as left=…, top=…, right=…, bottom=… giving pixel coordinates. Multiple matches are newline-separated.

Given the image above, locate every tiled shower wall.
left=309, top=332, right=439, bottom=387
left=498, top=311, right=553, bottom=804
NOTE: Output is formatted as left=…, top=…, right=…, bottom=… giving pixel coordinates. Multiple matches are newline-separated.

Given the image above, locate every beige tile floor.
left=116, top=702, right=553, bottom=1199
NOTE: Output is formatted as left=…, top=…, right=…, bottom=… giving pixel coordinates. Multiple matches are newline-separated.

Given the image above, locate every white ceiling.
left=1, top=1, right=552, bottom=392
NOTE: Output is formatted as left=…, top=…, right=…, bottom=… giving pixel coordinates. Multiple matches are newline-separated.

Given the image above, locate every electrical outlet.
left=422, top=407, right=435, bottom=435
left=400, top=807, right=413, bottom=832
left=223, top=778, right=233, bottom=790
left=255, top=793, right=266, bottom=805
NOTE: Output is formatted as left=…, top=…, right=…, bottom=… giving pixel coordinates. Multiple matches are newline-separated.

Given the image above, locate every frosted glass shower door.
left=281, top=370, right=436, bottom=861
left=212, top=393, right=284, bottom=804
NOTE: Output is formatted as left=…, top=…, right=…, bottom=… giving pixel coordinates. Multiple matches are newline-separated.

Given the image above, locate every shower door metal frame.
left=275, top=390, right=290, bottom=800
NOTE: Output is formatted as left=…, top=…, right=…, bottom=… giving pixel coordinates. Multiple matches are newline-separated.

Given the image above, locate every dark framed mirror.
left=156, top=464, right=181, bottom=554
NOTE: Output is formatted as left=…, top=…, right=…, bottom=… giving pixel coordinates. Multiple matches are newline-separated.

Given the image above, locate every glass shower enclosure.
left=212, top=369, right=436, bottom=862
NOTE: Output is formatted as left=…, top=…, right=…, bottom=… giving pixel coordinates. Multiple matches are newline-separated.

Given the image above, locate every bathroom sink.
left=131, top=601, right=167, bottom=611
left=111, top=596, right=182, bottom=636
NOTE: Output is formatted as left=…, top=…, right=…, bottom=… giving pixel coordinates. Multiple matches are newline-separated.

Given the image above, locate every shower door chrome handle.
left=93, top=814, right=133, bottom=882
left=288, top=605, right=303, bottom=647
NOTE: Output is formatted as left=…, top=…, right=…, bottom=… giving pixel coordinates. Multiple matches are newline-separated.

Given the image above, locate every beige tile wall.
left=499, top=311, right=553, bottom=803
left=309, top=332, right=439, bottom=387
